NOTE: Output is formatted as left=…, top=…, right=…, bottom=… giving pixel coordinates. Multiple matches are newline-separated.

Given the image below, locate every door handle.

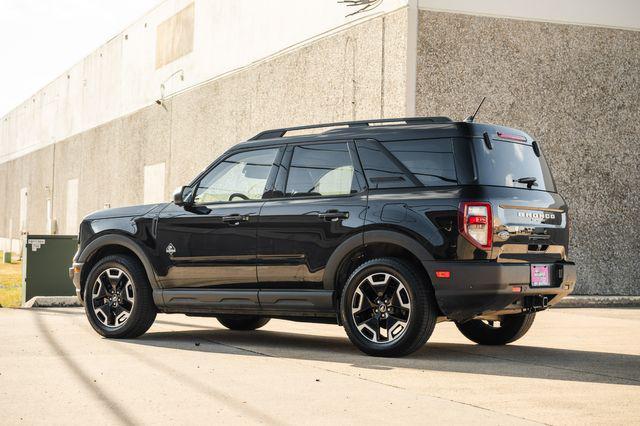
left=222, top=214, right=249, bottom=225
left=317, top=210, right=349, bottom=221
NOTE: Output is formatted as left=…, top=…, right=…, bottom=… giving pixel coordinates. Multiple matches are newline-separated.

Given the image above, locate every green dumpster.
left=22, top=235, right=78, bottom=304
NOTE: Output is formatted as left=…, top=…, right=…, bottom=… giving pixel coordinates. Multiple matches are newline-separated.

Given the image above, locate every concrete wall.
left=0, top=0, right=408, bottom=164
left=415, top=9, right=640, bottom=295
left=0, top=7, right=409, bottom=249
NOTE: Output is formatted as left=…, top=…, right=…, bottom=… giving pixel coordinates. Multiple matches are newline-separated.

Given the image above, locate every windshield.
left=472, top=139, right=556, bottom=192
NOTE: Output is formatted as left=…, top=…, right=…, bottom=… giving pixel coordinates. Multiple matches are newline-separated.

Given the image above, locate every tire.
left=455, top=313, right=536, bottom=345
left=217, top=315, right=270, bottom=331
left=340, top=258, right=437, bottom=357
left=83, top=255, right=157, bottom=339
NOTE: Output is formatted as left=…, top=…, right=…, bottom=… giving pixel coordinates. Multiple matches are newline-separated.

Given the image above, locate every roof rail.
left=248, top=116, right=453, bottom=140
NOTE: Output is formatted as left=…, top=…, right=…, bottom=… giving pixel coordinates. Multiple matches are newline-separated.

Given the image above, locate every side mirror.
left=173, top=186, right=194, bottom=207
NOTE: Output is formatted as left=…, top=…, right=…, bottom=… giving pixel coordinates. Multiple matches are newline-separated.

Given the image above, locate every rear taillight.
left=459, top=202, right=492, bottom=250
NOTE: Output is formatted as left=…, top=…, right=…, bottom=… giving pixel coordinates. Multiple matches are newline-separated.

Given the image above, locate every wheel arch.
left=78, top=235, right=159, bottom=301
left=324, top=230, right=436, bottom=295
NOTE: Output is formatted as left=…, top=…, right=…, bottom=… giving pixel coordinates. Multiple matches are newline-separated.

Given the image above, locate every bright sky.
left=0, top=0, right=164, bottom=117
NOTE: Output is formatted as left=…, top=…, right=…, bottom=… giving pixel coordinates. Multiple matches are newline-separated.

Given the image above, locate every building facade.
left=0, top=0, right=638, bottom=295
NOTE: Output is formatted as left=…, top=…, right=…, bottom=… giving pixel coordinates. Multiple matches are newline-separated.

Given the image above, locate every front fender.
left=78, top=234, right=160, bottom=290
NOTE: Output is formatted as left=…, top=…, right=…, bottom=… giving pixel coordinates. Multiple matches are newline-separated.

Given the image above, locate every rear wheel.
left=455, top=313, right=536, bottom=345
left=217, top=315, right=270, bottom=331
left=84, top=255, right=157, bottom=338
left=340, top=258, right=437, bottom=357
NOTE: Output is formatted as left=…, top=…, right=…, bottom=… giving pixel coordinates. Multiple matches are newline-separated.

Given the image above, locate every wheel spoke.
left=119, top=298, right=133, bottom=311
left=115, top=275, right=127, bottom=292
left=382, top=279, right=399, bottom=303
left=389, top=305, right=409, bottom=321
left=360, top=317, right=382, bottom=342
left=359, top=281, right=379, bottom=304
left=107, top=269, right=122, bottom=291
left=113, top=305, right=130, bottom=325
left=105, top=305, right=115, bottom=326
left=353, top=307, right=374, bottom=325
left=92, top=296, right=109, bottom=309
left=99, top=273, right=112, bottom=292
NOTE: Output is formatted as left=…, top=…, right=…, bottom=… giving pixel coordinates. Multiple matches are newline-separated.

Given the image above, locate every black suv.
left=70, top=117, right=576, bottom=357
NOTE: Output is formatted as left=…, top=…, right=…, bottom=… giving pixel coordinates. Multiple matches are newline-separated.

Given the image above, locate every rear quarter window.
left=381, top=139, right=457, bottom=187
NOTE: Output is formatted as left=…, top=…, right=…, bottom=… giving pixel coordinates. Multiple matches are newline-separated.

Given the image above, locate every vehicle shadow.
left=37, top=308, right=640, bottom=387
left=124, top=326, right=640, bottom=387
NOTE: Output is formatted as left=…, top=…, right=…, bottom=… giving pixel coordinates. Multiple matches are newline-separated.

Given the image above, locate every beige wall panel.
left=0, top=163, right=7, bottom=237
left=156, top=3, right=195, bottom=69
left=1, top=146, right=54, bottom=238
left=52, top=134, right=83, bottom=235
left=415, top=10, right=640, bottom=295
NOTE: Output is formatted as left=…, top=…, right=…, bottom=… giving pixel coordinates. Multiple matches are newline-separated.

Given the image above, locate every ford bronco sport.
left=70, top=116, right=576, bottom=357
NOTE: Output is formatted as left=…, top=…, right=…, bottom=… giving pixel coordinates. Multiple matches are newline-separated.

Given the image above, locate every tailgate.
left=490, top=188, right=569, bottom=263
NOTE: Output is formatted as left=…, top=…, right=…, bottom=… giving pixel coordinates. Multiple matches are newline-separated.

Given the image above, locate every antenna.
left=464, top=96, right=486, bottom=123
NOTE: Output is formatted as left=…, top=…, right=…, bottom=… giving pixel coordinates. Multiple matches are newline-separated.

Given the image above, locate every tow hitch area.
left=524, top=295, right=549, bottom=312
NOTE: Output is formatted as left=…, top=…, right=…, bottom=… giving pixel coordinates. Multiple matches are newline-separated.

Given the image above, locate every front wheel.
left=455, top=313, right=536, bottom=345
left=340, top=258, right=437, bottom=357
left=84, top=255, right=157, bottom=339
left=217, top=315, right=270, bottom=331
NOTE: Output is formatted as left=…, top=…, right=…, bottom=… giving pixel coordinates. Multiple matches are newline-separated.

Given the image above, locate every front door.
left=156, top=147, right=281, bottom=290
left=257, top=141, right=367, bottom=311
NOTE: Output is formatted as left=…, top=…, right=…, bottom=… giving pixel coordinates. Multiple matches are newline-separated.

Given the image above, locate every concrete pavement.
left=0, top=307, right=638, bottom=425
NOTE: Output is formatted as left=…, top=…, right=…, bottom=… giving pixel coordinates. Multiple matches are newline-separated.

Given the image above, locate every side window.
left=381, top=139, right=457, bottom=186
left=285, top=143, right=356, bottom=197
left=355, top=140, right=413, bottom=189
left=194, top=148, right=279, bottom=204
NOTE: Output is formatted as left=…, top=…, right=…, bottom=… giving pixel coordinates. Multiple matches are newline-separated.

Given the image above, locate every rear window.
left=472, top=139, right=556, bottom=192
left=381, top=139, right=457, bottom=187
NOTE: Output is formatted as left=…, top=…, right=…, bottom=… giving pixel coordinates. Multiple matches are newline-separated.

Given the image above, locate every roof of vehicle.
left=231, top=117, right=532, bottom=151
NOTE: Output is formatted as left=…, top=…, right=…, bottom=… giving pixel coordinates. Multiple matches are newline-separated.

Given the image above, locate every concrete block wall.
left=415, top=10, right=640, bottom=295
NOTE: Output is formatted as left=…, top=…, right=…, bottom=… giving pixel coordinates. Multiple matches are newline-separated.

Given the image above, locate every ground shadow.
left=127, top=326, right=640, bottom=387
left=34, top=308, right=640, bottom=387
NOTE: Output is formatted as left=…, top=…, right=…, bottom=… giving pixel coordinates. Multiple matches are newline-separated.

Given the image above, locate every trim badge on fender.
left=166, top=243, right=176, bottom=256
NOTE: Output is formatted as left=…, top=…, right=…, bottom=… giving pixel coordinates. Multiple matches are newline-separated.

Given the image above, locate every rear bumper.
left=424, top=261, right=576, bottom=322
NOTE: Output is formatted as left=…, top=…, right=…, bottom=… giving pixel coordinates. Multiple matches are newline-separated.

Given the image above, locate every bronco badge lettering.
left=517, top=211, right=556, bottom=220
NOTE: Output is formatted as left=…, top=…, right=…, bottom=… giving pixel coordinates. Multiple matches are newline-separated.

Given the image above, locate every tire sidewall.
left=340, top=260, right=428, bottom=354
left=84, top=257, right=147, bottom=338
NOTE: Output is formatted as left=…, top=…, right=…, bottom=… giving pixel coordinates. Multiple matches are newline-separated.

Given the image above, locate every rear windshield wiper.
left=513, top=176, right=538, bottom=189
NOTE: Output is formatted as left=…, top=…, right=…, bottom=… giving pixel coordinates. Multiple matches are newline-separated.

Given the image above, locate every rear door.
left=256, top=141, right=367, bottom=311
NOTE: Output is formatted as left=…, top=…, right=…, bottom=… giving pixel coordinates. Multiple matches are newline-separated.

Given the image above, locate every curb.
left=22, top=296, right=82, bottom=308
left=555, top=295, right=640, bottom=308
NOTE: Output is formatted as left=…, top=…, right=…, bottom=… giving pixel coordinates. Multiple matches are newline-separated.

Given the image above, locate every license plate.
left=530, top=264, right=551, bottom=287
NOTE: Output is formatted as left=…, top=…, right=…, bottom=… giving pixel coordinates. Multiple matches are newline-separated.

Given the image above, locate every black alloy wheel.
left=84, top=255, right=157, bottom=339
left=340, top=258, right=437, bottom=357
